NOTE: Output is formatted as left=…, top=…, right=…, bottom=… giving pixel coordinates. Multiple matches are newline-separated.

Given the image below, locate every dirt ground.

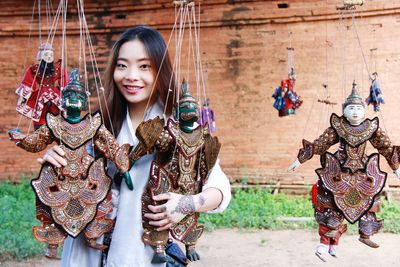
left=1, top=229, right=399, bottom=267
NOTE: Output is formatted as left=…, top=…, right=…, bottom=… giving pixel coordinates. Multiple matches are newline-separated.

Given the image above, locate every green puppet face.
left=61, top=68, right=87, bottom=122
left=176, top=79, right=199, bottom=132
left=178, top=100, right=198, bottom=124
left=62, top=90, right=88, bottom=112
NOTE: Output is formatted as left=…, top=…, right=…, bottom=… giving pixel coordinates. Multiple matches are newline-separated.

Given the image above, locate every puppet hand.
left=8, top=128, right=25, bottom=142
left=145, top=193, right=195, bottom=231
left=395, top=168, right=400, bottom=179
left=288, top=159, right=301, bottom=172
left=123, top=172, right=134, bottom=190
left=37, top=145, right=67, bottom=168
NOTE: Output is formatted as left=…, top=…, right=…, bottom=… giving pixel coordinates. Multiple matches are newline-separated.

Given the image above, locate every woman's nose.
left=125, top=68, right=140, bottom=81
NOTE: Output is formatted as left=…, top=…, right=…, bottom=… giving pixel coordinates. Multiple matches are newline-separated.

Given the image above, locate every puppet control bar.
left=173, top=0, right=195, bottom=7
left=337, top=0, right=364, bottom=10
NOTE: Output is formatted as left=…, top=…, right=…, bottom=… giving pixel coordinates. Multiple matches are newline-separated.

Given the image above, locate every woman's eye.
left=140, top=64, right=150, bottom=70
left=116, top=63, right=127, bottom=69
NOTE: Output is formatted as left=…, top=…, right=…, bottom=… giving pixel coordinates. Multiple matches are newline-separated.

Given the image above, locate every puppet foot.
left=86, top=238, right=108, bottom=251
left=44, top=244, right=60, bottom=260
left=359, top=237, right=379, bottom=248
left=315, top=243, right=328, bottom=262
left=328, top=245, right=338, bottom=257
left=152, top=252, right=168, bottom=264
left=315, top=252, right=326, bottom=262
left=186, top=248, right=200, bottom=262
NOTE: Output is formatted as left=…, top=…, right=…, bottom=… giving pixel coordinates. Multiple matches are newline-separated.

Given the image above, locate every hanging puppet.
left=8, top=69, right=134, bottom=259
left=288, top=82, right=400, bottom=262
left=199, top=98, right=216, bottom=133
left=287, top=68, right=303, bottom=114
left=272, top=68, right=302, bottom=116
left=272, top=79, right=289, bottom=117
left=15, top=43, right=68, bottom=129
left=365, top=72, right=384, bottom=112
left=129, top=79, right=221, bottom=264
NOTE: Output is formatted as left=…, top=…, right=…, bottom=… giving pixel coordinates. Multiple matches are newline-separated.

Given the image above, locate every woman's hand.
left=144, top=192, right=194, bottom=231
left=144, top=188, right=223, bottom=231
left=37, top=145, right=67, bottom=167
left=288, top=158, right=301, bottom=172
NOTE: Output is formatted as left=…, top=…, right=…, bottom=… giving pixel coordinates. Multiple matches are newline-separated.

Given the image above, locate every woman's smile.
left=123, top=85, right=144, bottom=94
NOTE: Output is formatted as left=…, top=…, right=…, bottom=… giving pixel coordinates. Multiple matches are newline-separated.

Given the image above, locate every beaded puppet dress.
left=130, top=80, right=221, bottom=264
left=10, top=69, right=132, bottom=258
left=297, top=88, right=399, bottom=248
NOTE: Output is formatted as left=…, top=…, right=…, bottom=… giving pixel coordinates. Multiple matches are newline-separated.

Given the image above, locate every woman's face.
left=113, top=40, right=155, bottom=105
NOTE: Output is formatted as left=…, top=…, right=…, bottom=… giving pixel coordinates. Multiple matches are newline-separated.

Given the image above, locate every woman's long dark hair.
left=101, top=26, right=175, bottom=137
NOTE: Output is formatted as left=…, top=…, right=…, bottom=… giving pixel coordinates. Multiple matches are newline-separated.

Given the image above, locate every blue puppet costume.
left=365, top=72, right=385, bottom=112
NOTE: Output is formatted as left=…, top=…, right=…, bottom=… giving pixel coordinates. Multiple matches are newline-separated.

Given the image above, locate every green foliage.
left=0, top=179, right=44, bottom=260
left=199, top=188, right=317, bottom=230
left=379, top=201, right=400, bottom=233
left=2, top=181, right=400, bottom=260
left=199, top=188, right=400, bottom=234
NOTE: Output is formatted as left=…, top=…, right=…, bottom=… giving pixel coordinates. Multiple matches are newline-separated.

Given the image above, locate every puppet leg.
left=328, top=223, right=347, bottom=257
left=142, top=228, right=169, bottom=263
left=183, top=224, right=204, bottom=262
left=359, top=212, right=383, bottom=248
left=33, top=197, right=67, bottom=259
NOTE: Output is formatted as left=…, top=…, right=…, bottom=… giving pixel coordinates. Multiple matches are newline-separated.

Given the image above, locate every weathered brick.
left=1, top=0, right=400, bottom=188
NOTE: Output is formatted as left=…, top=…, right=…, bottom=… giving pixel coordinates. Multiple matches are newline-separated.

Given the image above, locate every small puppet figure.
left=365, top=72, right=384, bottom=112
left=287, top=68, right=303, bottom=113
left=130, top=79, right=221, bottom=264
left=272, top=80, right=289, bottom=117
left=272, top=68, right=302, bottom=117
left=15, top=43, right=68, bottom=129
left=288, top=81, right=400, bottom=262
left=199, top=98, right=216, bottom=133
left=9, top=69, right=133, bottom=259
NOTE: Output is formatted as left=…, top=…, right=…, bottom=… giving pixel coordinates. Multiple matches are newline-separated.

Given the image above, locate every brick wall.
left=2, top=0, right=400, bottom=188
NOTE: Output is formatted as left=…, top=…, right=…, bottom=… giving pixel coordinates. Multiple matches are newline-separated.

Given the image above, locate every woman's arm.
left=145, top=188, right=223, bottom=231
left=144, top=159, right=231, bottom=230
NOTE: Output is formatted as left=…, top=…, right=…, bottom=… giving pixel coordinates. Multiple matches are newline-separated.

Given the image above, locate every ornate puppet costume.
left=15, top=43, right=68, bottom=128
left=290, top=83, right=400, bottom=261
left=366, top=72, right=384, bottom=112
left=9, top=69, right=132, bottom=259
left=130, top=80, right=221, bottom=264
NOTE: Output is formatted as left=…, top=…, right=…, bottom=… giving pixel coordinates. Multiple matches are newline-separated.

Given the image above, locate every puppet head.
left=36, top=43, right=54, bottom=63
left=176, top=79, right=199, bottom=132
left=370, top=72, right=378, bottom=81
left=62, top=69, right=88, bottom=120
left=343, top=81, right=365, bottom=125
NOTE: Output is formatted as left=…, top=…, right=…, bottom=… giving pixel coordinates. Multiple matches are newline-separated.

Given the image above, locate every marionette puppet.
left=287, top=68, right=303, bottom=112
left=198, top=98, right=216, bottom=133
left=288, top=82, right=400, bottom=262
left=8, top=69, right=134, bottom=259
left=129, top=79, right=221, bottom=264
left=366, top=72, right=384, bottom=112
left=15, top=43, right=68, bottom=129
left=272, top=80, right=289, bottom=117
left=272, top=69, right=302, bottom=117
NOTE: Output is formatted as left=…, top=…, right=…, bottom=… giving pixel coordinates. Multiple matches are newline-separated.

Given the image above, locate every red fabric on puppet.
left=15, top=44, right=68, bottom=127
